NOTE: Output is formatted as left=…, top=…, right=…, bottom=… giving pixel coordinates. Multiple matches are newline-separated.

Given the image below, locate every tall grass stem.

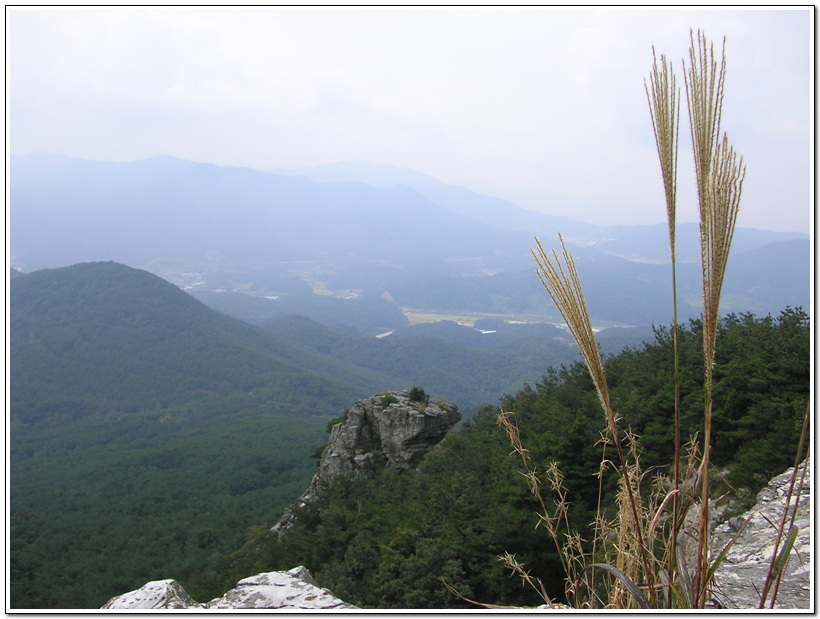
left=532, top=234, right=657, bottom=606
left=645, top=45, right=682, bottom=587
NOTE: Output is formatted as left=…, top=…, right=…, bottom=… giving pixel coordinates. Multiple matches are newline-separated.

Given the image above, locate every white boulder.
left=101, top=579, right=200, bottom=609
left=205, top=566, right=356, bottom=609
left=102, top=566, right=355, bottom=610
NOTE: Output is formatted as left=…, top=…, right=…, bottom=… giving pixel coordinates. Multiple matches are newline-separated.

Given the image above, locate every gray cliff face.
left=272, top=390, right=461, bottom=537
left=711, top=461, right=811, bottom=609
left=320, top=390, right=461, bottom=474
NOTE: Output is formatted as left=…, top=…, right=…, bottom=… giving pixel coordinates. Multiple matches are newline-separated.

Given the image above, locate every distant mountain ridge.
left=10, top=152, right=198, bottom=189
left=11, top=154, right=536, bottom=276
left=10, top=153, right=809, bottom=328
left=276, top=159, right=808, bottom=262
left=272, top=159, right=598, bottom=240
left=14, top=154, right=806, bottom=270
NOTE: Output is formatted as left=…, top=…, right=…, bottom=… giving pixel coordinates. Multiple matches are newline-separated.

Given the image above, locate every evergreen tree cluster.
left=8, top=261, right=808, bottom=608
left=219, top=309, right=809, bottom=609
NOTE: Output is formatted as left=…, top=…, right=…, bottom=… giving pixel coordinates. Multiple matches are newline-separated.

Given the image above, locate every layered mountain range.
left=11, top=153, right=809, bottom=328
left=8, top=153, right=811, bottom=609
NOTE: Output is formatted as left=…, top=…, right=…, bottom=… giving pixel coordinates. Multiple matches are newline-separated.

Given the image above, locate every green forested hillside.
left=220, top=309, right=809, bottom=609
left=10, top=261, right=388, bottom=426
left=7, top=261, right=588, bottom=609
left=9, top=261, right=809, bottom=610
left=260, top=315, right=589, bottom=409
left=10, top=406, right=328, bottom=608
left=10, top=262, right=389, bottom=609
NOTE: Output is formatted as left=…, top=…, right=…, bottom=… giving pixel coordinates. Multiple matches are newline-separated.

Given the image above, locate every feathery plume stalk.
left=532, top=235, right=606, bottom=412
left=645, top=47, right=680, bottom=258
left=532, top=234, right=656, bottom=606
left=684, top=30, right=726, bottom=210
left=701, top=134, right=745, bottom=358
left=645, top=46, right=683, bottom=584
left=683, top=29, right=745, bottom=607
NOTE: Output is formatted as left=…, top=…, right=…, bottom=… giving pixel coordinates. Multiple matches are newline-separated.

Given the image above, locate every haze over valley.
left=10, top=153, right=809, bottom=335
left=8, top=8, right=811, bottom=611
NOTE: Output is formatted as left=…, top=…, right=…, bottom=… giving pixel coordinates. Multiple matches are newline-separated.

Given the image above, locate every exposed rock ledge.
left=272, top=390, right=461, bottom=538
left=103, top=404, right=808, bottom=610
left=103, top=461, right=810, bottom=610
left=710, top=461, right=811, bottom=609
left=104, top=391, right=460, bottom=609
left=102, top=566, right=356, bottom=610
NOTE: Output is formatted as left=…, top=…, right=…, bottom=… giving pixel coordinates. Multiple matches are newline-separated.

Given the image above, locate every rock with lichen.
left=102, top=566, right=356, bottom=610
left=710, top=462, right=811, bottom=609
left=272, top=390, right=460, bottom=538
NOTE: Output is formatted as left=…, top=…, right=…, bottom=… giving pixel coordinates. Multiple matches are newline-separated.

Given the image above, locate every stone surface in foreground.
left=711, top=462, right=812, bottom=609
left=101, top=578, right=197, bottom=609
left=102, top=566, right=356, bottom=610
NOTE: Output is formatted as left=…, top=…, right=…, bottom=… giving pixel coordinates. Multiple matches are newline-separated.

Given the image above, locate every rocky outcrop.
left=102, top=566, right=356, bottom=610
left=101, top=578, right=199, bottom=609
left=272, top=390, right=460, bottom=538
left=103, top=390, right=460, bottom=610
left=102, top=432, right=808, bottom=610
left=710, top=461, right=811, bottom=609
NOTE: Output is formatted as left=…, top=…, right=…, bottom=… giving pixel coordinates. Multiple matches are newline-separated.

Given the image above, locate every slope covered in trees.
left=6, top=261, right=597, bottom=608
left=10, top=406, right=328, bottom=609
left=9, top=261, right=809, bottom=609
left=9, top=262, right=392, bottom=608
left=10, top=261, right=394, bottom=427
left=219, top=309, right=810, bottom=609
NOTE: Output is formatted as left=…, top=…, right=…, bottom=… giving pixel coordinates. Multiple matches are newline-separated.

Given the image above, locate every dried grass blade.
left=581, top=563, right=653, bottom=609
left=646, top=488, right=679, bottom=542
left=440, top=578, right=519, bottom=609
left=704, top=511, right=753, bottom=586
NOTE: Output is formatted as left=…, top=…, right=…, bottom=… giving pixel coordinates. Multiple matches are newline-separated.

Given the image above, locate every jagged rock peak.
left=102, top=566, right=356, bottom=610
left=101, top=579, right=198, bottom=609
left=272, top=389, right=460, bottom=537
left=320, top=389, right=461, bottom=475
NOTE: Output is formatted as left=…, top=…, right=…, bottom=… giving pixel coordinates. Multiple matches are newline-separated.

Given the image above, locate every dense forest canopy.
left=9, top=263, right=376, bottom=608
left=8, top=262, right=809, bottom=609
left=9, top=262, right=381, bottom=427
left=10, top=406, right=329, bottom=608
left=219, top=309, right=810, bottom=609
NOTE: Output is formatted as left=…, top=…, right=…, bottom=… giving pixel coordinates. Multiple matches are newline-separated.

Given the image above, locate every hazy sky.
left=7, top=7, right=812, bottom=233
